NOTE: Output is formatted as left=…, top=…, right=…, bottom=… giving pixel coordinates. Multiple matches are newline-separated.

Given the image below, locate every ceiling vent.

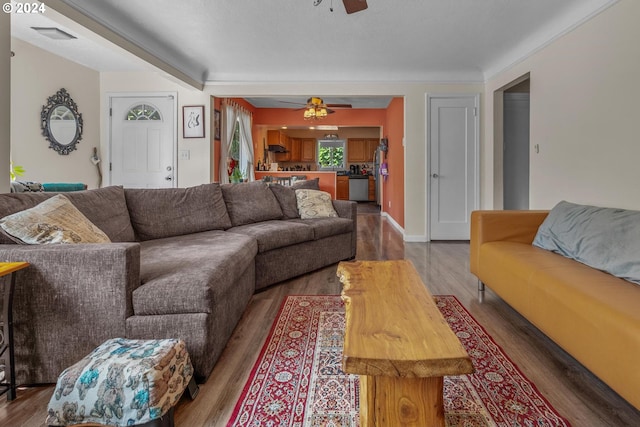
left=31, top=27, right=77, bottom=40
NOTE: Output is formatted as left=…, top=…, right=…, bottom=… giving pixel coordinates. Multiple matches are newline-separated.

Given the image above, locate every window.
left=228, top=118, right=250, bottom=181
left=126, top=104, right=161, bottom=121
left=317, top=139, right=345, bottom=170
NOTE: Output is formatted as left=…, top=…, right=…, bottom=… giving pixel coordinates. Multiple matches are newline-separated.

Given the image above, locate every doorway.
left=428, top=94, right=479, bottom=240
left=108, top=93, right=177, bottom=188
left=503, top=79, right=530, bottom=209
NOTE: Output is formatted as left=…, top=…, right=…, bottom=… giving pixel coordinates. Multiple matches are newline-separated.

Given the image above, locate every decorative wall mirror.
left=41, top=88, right=83, bottom=155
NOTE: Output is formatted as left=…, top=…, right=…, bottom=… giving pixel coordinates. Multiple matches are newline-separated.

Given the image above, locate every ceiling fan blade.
left=327, top=108, right=336, bottom=114
left=278, top=100, right=307, bottom=106
left=326, top=104, right=352, bottom=108
left=343, top=0, right=368, bottom=14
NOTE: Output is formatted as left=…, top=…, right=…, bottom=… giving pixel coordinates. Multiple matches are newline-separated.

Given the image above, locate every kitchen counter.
left=254, top=171, right=337, bottom=199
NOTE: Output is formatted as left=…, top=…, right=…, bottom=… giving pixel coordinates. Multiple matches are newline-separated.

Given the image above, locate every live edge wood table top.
left=337, top=260, right=474, bottom=427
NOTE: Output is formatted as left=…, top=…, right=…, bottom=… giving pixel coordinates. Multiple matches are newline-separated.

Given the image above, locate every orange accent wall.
left=254, top=108, right=387, bottom=127
left=213, top=98, right=405, bottom=230
left=383, top=97, right=405, bottom=228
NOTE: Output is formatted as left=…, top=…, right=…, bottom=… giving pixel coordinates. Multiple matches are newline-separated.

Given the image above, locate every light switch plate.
left=180, top=149, right=190, bottom=160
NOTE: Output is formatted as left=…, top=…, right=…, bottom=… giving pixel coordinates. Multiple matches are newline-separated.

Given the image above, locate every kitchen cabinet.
left=268, top=130, right=291, bottom=162
left=348, top=138, right=379, bottom=163
left=368, top=176, right=375, bottom=201
left=347, top=139, right=366, bottom=162
left=366, top=139, right=379, bottom=162
left=289, top=138, right=301, bottom=162
left=337, top=176, right=349, bottom=200
left=301, top=138, right=316, bottom=162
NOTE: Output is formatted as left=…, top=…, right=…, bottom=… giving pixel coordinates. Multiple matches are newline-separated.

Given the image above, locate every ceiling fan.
left=279, top=97, right=353, bottom=111
left=313, top=0, right=368, bottom=14
left=280, top=97, right=352, bottom=120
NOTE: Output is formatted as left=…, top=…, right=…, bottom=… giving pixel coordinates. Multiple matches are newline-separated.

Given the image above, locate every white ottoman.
left=46, top=338, right=198, bottom=427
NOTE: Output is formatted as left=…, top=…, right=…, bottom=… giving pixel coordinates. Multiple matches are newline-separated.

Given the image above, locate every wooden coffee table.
left=337, top=260, right=474, bottom=427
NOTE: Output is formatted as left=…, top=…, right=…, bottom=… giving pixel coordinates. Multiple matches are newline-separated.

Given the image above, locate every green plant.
left=9, top=161, right=25, bottom=181
left=230, top=166, right=243, bottom=183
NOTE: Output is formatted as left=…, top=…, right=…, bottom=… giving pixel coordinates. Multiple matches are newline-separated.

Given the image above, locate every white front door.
left=428, top=95, right=479, bottom=240
left=109, top=94, right=177, bottom=188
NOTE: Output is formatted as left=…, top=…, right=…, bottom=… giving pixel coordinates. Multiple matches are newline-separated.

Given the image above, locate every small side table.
left=0, top=262, right=29, bottom=401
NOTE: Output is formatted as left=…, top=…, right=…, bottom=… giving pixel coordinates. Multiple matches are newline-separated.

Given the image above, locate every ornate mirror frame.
left=41, top=88, right=83, bottom=155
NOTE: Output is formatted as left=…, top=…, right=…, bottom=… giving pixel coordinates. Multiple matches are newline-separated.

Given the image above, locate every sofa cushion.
left=227, top=220, right=314, bottom=253
left=133, top=230, right=257, bottom=315
left=533, top=201, right=640, bottom=284
left=125, top=183, right=232, bottom=241
left=290, top=217, right=353, bottom=240
left=222, top=181, right=283, bottom=226
left=0, top=195, right=111, bottom=244
left=295, top=189, right=338, bottom=219
left=268, top=179, right=321, bottom=220
left=0, top=186, right=135, bottom=244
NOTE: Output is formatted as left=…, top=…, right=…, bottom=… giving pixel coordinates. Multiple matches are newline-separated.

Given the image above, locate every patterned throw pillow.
left=0, top=194, right=111, bottom=244
left=295, top=189, right=338, bottom=219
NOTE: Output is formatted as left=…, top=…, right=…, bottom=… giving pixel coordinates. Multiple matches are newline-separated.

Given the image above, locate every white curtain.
left=238, top=109, right=255, bottom=181
left=219, top=102, right=238, bottom=184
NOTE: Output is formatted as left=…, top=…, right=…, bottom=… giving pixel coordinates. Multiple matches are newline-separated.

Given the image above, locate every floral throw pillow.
left=295, top=189, right=338, bottom=219
left=0, top=194, right=111, bottom=244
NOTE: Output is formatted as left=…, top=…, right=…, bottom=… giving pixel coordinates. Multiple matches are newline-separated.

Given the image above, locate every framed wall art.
left=214, top=109, right=221, bottom=141
left=183, top=105, right=205, bottom=138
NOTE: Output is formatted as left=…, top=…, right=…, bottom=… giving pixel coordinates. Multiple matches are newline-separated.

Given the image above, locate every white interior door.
left=429, top=95, right=479, bottom=240
left=109, top=94, right=177, bottom=188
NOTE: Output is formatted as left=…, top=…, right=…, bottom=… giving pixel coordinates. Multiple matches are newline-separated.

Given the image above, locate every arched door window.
left=126, top=104, right=162, bottom=121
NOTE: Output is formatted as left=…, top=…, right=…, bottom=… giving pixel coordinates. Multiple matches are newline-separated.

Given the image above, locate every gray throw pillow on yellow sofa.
left=533, top=200, right=640, bottom=284
left=0, top=194, right=111, bottom=244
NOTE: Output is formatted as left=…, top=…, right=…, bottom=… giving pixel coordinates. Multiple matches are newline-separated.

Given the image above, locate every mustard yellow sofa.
left=470, top=210, right=640, bottom=410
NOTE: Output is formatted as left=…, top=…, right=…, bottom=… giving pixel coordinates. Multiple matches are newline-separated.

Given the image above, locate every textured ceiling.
left=11, top=0, right=616, bottom=85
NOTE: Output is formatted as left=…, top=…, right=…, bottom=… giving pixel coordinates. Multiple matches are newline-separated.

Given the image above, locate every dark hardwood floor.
left=1, top=209, right=639, bottom=426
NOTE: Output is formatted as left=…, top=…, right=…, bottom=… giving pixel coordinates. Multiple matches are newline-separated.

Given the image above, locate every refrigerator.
left=374, top=147, right=382, bottom=206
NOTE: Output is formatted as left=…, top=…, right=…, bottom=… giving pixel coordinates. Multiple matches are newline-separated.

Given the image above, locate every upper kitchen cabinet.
left=268, top=130, right=291, bottom=162
left=289, top=138, right=302, bottom=162
left=348, top=138, right=379, bottom=162
left=301, top=139, right=316, bottom=162
left=366, top=139, right=379, bottom=162
left=347, top=139, right=366, bottom=162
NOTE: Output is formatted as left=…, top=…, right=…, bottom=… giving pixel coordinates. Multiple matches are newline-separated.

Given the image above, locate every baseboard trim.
left=381, top=212, right=405, bottom=236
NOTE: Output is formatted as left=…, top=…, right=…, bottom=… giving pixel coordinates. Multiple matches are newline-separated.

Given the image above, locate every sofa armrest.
left=332, top=200, right=357, bottom=258
left=0, top=242, right=141, bottom=383
left=332, top=199, right=357, bottom=220
left=470, top=210, right=549, bottom=276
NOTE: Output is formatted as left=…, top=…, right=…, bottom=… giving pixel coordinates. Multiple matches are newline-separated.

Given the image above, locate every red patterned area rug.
left=227, top=295, right=570, bottom=427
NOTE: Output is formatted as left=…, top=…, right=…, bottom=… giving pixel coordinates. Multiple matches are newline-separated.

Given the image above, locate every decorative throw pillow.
left=533, top=200, right=640, bottom=284
left=0, top=194, right=111, bottom=244
left=295, top=189, right=338, bottom=219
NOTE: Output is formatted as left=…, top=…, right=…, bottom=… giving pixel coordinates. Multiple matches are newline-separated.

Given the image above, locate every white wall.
left=0, top=13, right=10, bottom=193
left=100, top=72, right=212, bottom=188
left=10, top=38, right=100, bottom=188
left=485, top=0, right=640, bottom=210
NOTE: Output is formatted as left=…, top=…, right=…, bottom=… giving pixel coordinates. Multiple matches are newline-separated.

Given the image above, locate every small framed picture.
left=183, top=105, right=205, bottom=138
left=214, top=109, right=221, bottom=141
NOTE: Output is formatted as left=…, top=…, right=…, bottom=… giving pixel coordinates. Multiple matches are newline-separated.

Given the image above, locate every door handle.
left=432, top=173, right=439, bottom=178
left=165, top=176, right=173, bottom=181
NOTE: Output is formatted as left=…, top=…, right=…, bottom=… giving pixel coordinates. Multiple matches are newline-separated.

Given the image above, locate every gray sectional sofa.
left=0, top=181, right=357, bottom=384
